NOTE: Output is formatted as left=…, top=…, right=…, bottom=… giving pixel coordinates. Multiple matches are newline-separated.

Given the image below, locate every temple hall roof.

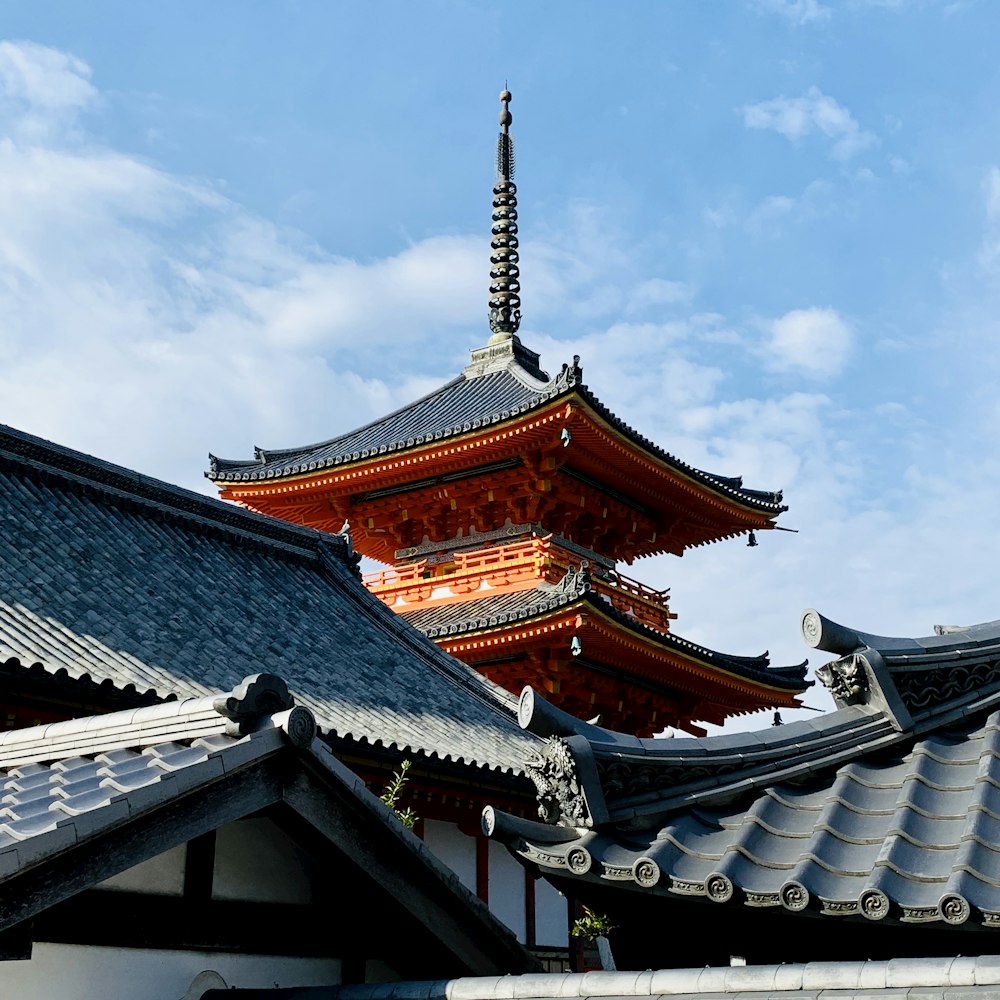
left=0, top=424, right=538, bottom=774
left=487, top=610, right=1000, bottom=930
left=207, top=345, right=785, bottom=517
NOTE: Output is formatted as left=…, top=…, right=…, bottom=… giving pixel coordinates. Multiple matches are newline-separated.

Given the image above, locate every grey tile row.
left=207, top=343, right=784, bottom=512
left=501, top=708, right=1000, bottom=927
left=0, top=424, right=537, bottom=775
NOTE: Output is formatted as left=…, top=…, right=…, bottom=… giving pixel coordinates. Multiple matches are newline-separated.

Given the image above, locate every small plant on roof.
left=570, top=906, right=617, bottom=943
left=380, top=759, right=418, bottom=830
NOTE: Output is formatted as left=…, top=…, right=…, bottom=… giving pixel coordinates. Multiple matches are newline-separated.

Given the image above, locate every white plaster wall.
left=212, top=816, right=317, bottom=904
left=488, top=840, right=526, bottom=942
left=98, top=843, right=186, bottom=895
left=422, top=819, right=476, bottom=893
left=3, top=943, right=341, bottom=1000
left=534, top=878, right=569, bottom=947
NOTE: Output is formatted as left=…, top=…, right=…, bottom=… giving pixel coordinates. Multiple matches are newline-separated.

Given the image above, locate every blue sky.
left=1, top=1, right=998, bottom=728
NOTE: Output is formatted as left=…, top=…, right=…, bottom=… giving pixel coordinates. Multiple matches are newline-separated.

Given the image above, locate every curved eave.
left=580, top=600, right=807, bottom=698
left=213, top=390, right=785, bottom=533
left=571, top=387, right=785, bottom=519
left=212, top=398, right=574, bottom=501
left=207, top=367, right=559, bottom=485
left=421, top=593, right=806, bottom=704
left=317, top=727, right=529, bottom=779
left=498, top=702, right=1000, bottom=929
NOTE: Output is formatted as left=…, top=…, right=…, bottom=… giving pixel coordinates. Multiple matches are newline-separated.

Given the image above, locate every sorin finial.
left=489, top=88, right=521, bottom=341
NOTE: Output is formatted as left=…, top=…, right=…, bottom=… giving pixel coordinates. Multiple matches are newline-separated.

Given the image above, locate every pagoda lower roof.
left=486, top=611, right=1000, bottom=930
left=398, top=574, right=808, bottom=696
left=208, top=344, right=785, bottom=517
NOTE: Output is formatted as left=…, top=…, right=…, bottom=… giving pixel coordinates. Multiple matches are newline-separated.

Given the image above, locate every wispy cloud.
left=741, top=87, right=876, bottom=161
left=752, top=0, right=832, bottom=25
left=0, top=40, right=97, bottom=142
left=978, top=166, right=1000, bottom=274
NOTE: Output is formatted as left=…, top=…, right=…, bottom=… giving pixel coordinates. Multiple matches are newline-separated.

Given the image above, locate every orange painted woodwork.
left=210, top=339, right=807, bottom=735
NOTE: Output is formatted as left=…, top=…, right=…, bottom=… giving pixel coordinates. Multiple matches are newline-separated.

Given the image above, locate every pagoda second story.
left=208, top=90, right=809, bottom=736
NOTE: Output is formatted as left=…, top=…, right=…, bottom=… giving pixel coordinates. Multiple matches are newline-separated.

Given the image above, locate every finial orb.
left=499, top=89, right=512, bottom=103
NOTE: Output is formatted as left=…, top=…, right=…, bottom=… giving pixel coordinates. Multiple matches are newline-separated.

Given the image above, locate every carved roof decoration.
left=486, top=609, right=1000, bottom=930
left=207, top=355, right=785, bottom=519
left=0, top=423, right=538, bottom=774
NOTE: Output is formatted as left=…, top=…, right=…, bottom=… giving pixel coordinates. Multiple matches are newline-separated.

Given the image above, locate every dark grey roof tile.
left=1, top=812, right=61, bottom=840
left=403, top=584, right=805, bottom=693
left=0, top=424, right=538, bottom=774
left=209, top=359, right=785, bottom=514
left=50, top=786, right=116, bottom=817
left=99, top=769, right=161, bottom=794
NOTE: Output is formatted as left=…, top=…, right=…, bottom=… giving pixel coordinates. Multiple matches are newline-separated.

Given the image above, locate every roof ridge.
left=0, top=673, right=311, bottom=768
left=312, top=546, right=526, bottom=728
left=232, top=373, right=468, bottom=468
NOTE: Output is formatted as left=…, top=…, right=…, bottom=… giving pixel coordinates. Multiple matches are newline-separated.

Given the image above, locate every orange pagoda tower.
left=209, top=91, right=808, bottom=736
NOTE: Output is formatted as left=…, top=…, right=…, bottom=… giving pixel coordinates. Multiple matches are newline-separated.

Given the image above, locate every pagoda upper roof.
left=485, top=609, right=1000, bottom=929
left=0, top=423, right=537, bottom=775
left=399, top=568, right=808, bottom=697
left=208, top=340, right=785, bottom=517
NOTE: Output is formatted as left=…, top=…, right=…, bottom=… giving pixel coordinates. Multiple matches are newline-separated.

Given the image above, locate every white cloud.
left=0, top=40, right=97, bottom=141
left=741, top=87, right=876, bottom=161
left=753, top=0, right=832, bottom=24
left=625, top=277, right=693, bottom=314
left=763, top=307, right=854, bottom=377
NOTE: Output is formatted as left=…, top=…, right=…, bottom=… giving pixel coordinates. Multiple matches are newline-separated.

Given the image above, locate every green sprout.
left=380, top=759, right=418, bottom=829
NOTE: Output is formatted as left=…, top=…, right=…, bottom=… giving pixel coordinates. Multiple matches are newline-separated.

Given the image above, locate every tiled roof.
left=208, top=349, right=785, bottom=514
left=399, top=576, right=808, bottom=693
left=488, top=610, right=1000, bottom=928
left=0, top=679, right=538, bottom=976
left=0, top=695, right=283, bottom=867
left=0, top=425, right=538, bottom=774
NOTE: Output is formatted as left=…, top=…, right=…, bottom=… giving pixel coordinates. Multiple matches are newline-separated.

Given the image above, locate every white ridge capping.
left=450, top=957, right=1000, bottom=998
left=507, top=974, right=571, bottom=998
left=447, top=975, right=505, bottom=999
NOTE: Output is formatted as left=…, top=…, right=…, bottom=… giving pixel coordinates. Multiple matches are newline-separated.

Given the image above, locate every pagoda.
left=209, top=90, right=808, bottom=737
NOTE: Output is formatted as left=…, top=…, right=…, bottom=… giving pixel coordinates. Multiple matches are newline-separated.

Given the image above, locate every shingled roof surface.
left=0, top=425, right=537, bottom=774
left=489, top=611, right=1000, bottom=929
left=399, top=580, right=807, bottom=692
left=208, top=350, right=784, bottom=514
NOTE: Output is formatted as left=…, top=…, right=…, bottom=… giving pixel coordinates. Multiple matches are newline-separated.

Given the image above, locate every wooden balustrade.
left=362, top=535, right=675, bottom=631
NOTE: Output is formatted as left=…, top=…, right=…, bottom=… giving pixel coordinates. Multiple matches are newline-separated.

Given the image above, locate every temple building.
left=208, top=91, right=808, bottom=738
left=0, top=423, right=566, bottom=980
left=486, top=610, right=1000, bottom=971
